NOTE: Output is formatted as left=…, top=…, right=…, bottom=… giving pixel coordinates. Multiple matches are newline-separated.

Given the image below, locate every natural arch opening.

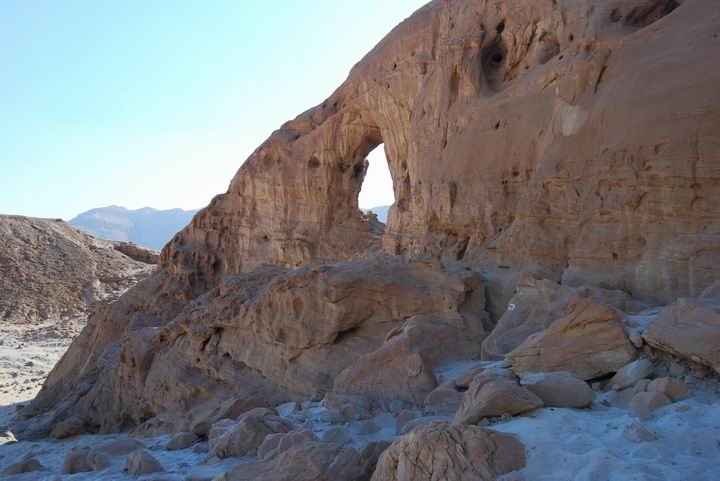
left=358, top=143, right=395, bottom=225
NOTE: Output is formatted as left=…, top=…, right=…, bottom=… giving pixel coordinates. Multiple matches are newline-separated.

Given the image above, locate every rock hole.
left=496, top=20, right=506, bottom=34
left=308, top=156, right=320, bottom=169
left=610, top=8, right=623, bottom=22
left=359, top=143, right=395, bottom=225
left=568, top=33, right=575, bottom=42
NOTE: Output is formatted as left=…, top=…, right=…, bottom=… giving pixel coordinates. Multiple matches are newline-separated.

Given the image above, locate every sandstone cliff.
left=21, top=0, right=720, bottom=437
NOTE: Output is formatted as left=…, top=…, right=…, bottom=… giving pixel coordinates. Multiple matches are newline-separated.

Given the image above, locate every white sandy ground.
left=1, top=359, right=719, bottom=480
left=0, top=319, right=82, bottom=406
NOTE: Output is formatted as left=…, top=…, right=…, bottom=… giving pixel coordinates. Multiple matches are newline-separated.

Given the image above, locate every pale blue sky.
left=1, top=0, right=427, bottom=219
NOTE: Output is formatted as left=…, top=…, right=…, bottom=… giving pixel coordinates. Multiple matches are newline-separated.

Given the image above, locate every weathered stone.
left=62, top=447, right=92, bottom=474
left=51, top=416, right=87, bottom=440
left=166, top=432, right=200, bottom=450
left=226, top=442, right=371, bottom=481
left=322, top=426, right=353, bottom=445
left=124, top=450, right=164, bottom=475
left=333, top=334, right=438, bottom=405
left=508, top=299, right=637, bottom=380
left=358, top=420, right=381, bottom=435
left=424, top=386, right=463, bottom=415
left=86, top=438, right=145, bottom=471
left=647, top=377, right=691, bottom=402
left=1, top=457, right=44, bottom=475
left=609, top=359, right=655, bottom=390
left=0, top=430, right=17, bottom=446
left=454, top=378, right=543, bottom=425
left=519, top=371, right=595, bottom=408
left=324, top=393, right=373, bottom=422
left=643, top=299, right=720, bottom=374
left=482, top=276, right=646, bottom=360
left=395, top=409, right=419, bottom=435
left=399, top=416, right=448, bottom=436
left=628, top=392, right=672, bottom=420
left=209, top=410, right=295, bottom=459
left=372, top=422, right=525, bottom=481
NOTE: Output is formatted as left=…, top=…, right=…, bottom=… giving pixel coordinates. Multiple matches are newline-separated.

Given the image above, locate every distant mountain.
left=363, top=205, right=391, bottom=224
left=69, top=206, right=198, bottom=250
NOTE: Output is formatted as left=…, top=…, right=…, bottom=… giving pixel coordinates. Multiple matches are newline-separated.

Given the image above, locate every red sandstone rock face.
left=22, top=0, right=720, bottom=434
left=165, top=0, right=720, bottom=305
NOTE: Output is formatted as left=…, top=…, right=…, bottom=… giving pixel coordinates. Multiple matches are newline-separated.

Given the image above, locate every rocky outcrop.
left=371, top=422, right=525, bottom=481
left=24, top=0, right=720, bottom=436
left=507, top=299, right=637, bottom=380
left=519, top=371, right=596, bottom=408
left=642, top=298, right=720, bottom=374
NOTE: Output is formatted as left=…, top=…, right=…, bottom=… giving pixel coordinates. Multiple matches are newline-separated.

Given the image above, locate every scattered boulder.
left=455, top=364, right=489, bottom=389
left=358, top=420, right=381, bottom=435
left=124, top=450, right=163, bottom=475
left=519, top=371, right=596, bottom=408
left=371, top=422, right=525, bottom=481
left=226, top=442, right=371, bottom=481
left=623, top=419, right=658, bottom=442
left=643, top=299, right=720, bottom=374
left=454, top=378, right=543, bottom=425
left=87, top=438, right=145, bottom=471
left=322, top=426, right=353, bottom=445
left=358, top=440, right=391, bottom=473
left=51, top=416, right=87, bottom=439
left=258, top=430, right=320, bottom=460
left=508, top=299, right=637, bottom=380
left=209, top=409, right=295, bottom=458
left=166, top=431, right=200, bottom=450
left=424, top=386, right=463, bottom=415
left=395, top=409, right=419, bottom=435
left=189, top=397, right=271, bottom=436
left=324, top=393, right=373, bottom=422
left=633, top=379, right=652, bottom=394
left=62, top=447, right=92, bottom=474
left=609, top=359, right=655, bottom=390
left=628, top=392, right=672, bottom=420
left=647, top=377, right=691, bottom=402
left=1, top=457, right=44, bottom=475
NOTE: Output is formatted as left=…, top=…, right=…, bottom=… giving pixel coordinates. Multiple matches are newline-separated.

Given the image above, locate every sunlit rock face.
left=22, top=0, right=720, bottom=435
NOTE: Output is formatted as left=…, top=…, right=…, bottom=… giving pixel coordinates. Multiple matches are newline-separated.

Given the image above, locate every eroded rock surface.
left=371, top=422, right=525, bottom=481
left=22, top=0, right=720, bottom=439
left=507, top=299, right=637, bottom=380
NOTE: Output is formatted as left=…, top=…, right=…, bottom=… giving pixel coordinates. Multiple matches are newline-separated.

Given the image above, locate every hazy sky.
left=1, top=0, right=427, bottom=220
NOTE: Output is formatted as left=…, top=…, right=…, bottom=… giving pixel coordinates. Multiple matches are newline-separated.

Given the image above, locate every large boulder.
left=258, top=429, right=320, bottom=460
left=1, top=457, right=44, bottom=475
left=646, top=377, right=690, bottom=402
left=454, top=378, right=543, bottom=425
left=628, top=392, right=672, bottom=420
left=371, top=422, right=525, bottom=481
left=519, top=371, right=595, bottom=408
left=86, top=438, right=146, bottom=471
left=226, top=442, right=372, bottom=481
left=482, top=276, right=646, bottom=360
left=643, top=298, right=720, bottom=374
left=608, top=359, right=655, bottom=390
left=51, top=416, right=88, bottom=439
left=208, top=409, right=296, bottom=458
left=123, top=450, right=164, bottom=475
left=332, top=335, right=438, bottom=405
left=507, top=299, right=637, bottom=380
